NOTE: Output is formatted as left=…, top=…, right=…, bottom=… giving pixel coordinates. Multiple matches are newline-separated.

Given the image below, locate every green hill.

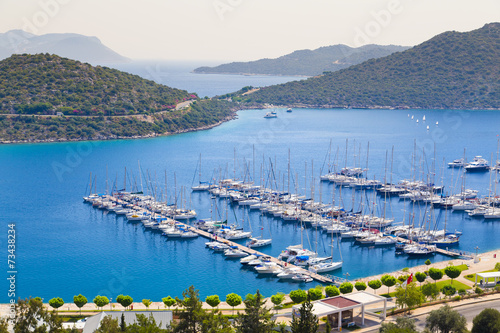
left=241, top=23, right=500, bottom=109
left=194, top=44, right=408, bottom=77
left=0, top=54, right=236, bottom=143
left=0, top=53, right=195, bottom=115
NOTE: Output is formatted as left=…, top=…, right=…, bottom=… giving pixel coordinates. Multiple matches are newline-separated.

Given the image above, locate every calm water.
left=107, top=60, right=302, bottom=97
left=1, top=67, right=500, bottom=303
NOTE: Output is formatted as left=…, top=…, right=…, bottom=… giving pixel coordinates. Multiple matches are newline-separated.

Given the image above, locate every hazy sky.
left=1, top=0, right=499, bottom=62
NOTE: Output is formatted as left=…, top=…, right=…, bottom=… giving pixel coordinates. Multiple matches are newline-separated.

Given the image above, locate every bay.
left=1, top=65, right=499, bottom=303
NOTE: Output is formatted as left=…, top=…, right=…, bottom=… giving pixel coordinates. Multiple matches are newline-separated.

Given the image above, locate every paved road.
left=358, top=296, right=500, bottom=333
left=413, top=299, right=500, bottom=331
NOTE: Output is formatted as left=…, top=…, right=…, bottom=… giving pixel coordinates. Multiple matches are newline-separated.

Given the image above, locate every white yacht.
left=291, top=274, right=313, bottom=283
left=246, top=237, right=272, bottom=248
left=254, top=262, right=282, bottom=274
left=276, top=267, right=302, bottom=279
left=309, top=261, right=343, bottom=273
left=465, top=156, right=489, bottom=172
left=263, top=111, right=278, bottom=118
left=240, top=254, right=258, bottom=265
left=224, top=247, right=248, bottom=258
left=448, top=158, right=467, bottom=168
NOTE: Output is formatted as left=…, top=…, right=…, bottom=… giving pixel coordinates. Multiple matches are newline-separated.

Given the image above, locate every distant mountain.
left=239, top=23, right=500, bottom=110
left=194, top=44, right=409, bottom=76
left=0, top=30, right=129, bottom=64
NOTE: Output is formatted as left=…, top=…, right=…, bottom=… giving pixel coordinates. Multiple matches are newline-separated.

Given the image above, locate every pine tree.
left=120, top=313, right=126, bottom=332
left=235, top=290, right=274, bottom=333
left=291, top=296, right=318, bottom=333
left=174, top=286, right=205, bottom=333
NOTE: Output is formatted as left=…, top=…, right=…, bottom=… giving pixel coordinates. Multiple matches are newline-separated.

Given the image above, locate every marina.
left=3, top=107, right=500, bottom=302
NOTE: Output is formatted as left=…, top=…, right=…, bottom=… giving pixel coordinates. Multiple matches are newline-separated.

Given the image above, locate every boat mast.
left=138, top=160, right=144, bottom=194
left=165, top=170, right=168, bottom=204
left=253, top=145, right=255, bottom=184
left=288, top=148, right=291, bottom=195
left=106, top=165, right=108, bottom=195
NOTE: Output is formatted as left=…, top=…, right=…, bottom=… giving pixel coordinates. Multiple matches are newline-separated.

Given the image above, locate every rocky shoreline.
left=0, top=113, right=237, bottom=145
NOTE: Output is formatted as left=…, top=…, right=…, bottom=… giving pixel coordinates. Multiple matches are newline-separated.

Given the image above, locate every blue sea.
left=1, top=62, right=500, bottom=303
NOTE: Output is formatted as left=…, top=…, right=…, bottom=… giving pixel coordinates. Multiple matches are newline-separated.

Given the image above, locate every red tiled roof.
left=321, top=296, right=360, bottom=308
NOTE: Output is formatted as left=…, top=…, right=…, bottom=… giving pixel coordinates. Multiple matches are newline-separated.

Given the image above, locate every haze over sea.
left=1, top=61, right=499, bottom=303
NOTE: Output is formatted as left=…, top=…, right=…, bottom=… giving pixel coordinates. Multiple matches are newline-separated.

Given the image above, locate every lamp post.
left=110, top=298, right=113, bottom=311
left=474, top=246, right=480, bottom=263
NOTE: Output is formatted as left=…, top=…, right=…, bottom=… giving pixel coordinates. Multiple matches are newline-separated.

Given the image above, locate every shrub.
left=339, top=282, right=353, bottom=294
left=415, top=272, right=427, bottom=285
left=428, top=268, right=444, bottom=284
left=368, top=279, right=382, bottom=293
left=441, top=284, right=457, bottom=298
left=444, top=266, right=462, bottom=283
left=354, top=281, right=367, bottom=291
left=325, top=285, right=340, bottom=297
left=289, top=289, right=307, bottom=304
left=308, top=288, right=323, bottom=301
left=422, top=282, right=440, bottom=301
left=475, top=287, right=484, bottom=295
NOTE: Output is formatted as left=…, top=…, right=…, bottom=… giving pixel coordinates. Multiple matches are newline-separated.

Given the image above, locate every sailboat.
left=191, top=154, right=210, bottom=191
left=309, top=219, right=343, bottom=273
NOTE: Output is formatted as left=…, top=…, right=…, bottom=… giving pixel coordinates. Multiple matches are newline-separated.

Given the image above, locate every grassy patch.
left=434, top=279, right=471, bottom=290
left=464, top=269, right=496, bottom=283
left=58, top=315, right=87, bottom=322
left=380, top=292, right=396, bottom=298
left=455, top=264, right=469, bottom=271
left=280, top=302, right=295, bottom=309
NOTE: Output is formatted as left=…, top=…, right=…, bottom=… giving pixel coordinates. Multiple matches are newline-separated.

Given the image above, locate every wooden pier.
left=395, top=237, right=473, bottom=259
left=106, top=195, right=336, bottom=285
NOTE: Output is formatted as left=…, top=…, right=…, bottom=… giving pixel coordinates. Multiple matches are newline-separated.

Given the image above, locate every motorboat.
left=240, top=254, right=258, bottom=265
left=264, top=111, right=278, bottom=118
left=448, top=158, right=467, bottom=168
left=431, top=235, right=459, bottom=247
left=171, top=209, right=197, bottom=220
left=467, top=206, right=489, bottom=217
left=373, top=236, right=397, bottom=246
left=291, top=274, right=313, bottom=283
left=452, top=200, right=478, bottom=211
left=309, top=261, right=343, bottom=273
left=254, top=262, right=282, bottom=274
left=247, top=256, right=272, bottom=266
left=246, top=237, right=272, bottom=248
left=180, top=230, right=198, bottom=238
left=286, top=108, right=292, bottom=113
left=465, top=156, right=490, bottom=172
left=276, top=267, right=302, bottom=279
left=224, top=247, right=248, bottom=258
left=484, top=208, right=500, bottom=219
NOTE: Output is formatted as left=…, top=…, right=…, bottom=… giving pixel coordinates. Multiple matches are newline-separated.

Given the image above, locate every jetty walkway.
left=105, top=195, right=336, bottom=285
